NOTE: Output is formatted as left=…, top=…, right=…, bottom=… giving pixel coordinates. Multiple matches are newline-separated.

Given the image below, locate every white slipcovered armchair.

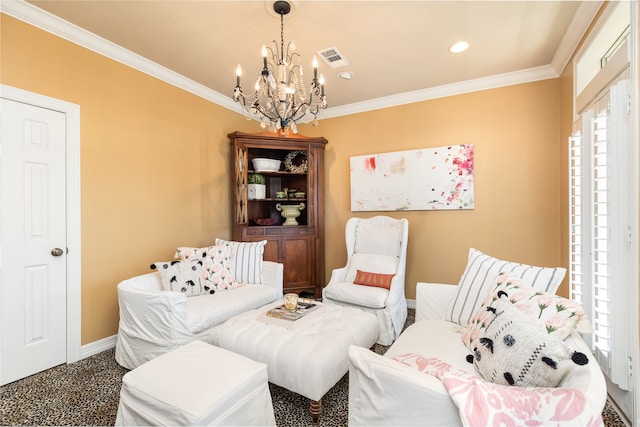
left=322, top=216, right=408, bottom=345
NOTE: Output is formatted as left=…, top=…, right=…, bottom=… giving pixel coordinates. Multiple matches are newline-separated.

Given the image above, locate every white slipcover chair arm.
left=415, top=282, right=457, bottom=321
left=261, top=261, right=284, bottom=298
left=115, top=273, right=193, bottom=369
left=386, top=273, right=408, bottom=337
left=327, top=266, right=348, bottom=285
left=348, top=345, right=462, bottom=427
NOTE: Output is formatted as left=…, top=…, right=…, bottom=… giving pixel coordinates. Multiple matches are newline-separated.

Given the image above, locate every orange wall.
left=1, top=15, right=249, bottom=344
left=303, top=81, right=566, bottom=297
left=2, top=14, right=569, bottom=345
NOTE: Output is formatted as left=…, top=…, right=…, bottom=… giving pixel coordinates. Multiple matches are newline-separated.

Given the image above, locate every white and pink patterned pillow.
left=465, top=297, right=589, bottom=387
left=175, top=244, right=240, bottom=291
left=462, top=272, right=590, bottom=351
left=392, top=354, right=603, bottom=427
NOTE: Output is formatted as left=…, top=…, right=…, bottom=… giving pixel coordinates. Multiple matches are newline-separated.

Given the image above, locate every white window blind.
left=569, top=75, right=630, bottom=390
left=569, top=113, right=592, bottom=324
left=592, top=92, right=612, bottom=370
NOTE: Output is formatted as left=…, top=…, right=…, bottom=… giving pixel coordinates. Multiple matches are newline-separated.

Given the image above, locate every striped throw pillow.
left=445, top=248, right=566, bottom=327
left=214, top=239, right=266, bottom=284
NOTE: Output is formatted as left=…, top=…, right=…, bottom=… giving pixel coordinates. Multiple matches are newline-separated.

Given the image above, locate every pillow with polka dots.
left=174, top=244, right=240, bottom=291
left=466, top=295, right=589, bottom=387
left=151, top=259, right=214, bottom=296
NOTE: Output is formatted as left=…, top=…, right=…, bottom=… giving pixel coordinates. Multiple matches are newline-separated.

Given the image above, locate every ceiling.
left=15, top=1, right=599, bottom=117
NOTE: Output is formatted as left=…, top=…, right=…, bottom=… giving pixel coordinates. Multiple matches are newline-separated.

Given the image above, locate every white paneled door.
left=1, top=98, right=67, bottom=385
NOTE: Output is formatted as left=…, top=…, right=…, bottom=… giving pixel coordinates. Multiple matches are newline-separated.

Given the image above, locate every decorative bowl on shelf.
left=252, top=158, right=281, bottom=172
left=276, top=203, right=305, bottom=226
left=254, top=218, right=277, bottom=226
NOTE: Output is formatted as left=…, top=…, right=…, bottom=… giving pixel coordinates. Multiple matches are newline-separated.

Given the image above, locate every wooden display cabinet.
left=228, top=131, right=327, bottom=297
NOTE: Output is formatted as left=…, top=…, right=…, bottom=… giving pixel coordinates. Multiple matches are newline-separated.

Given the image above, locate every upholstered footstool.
left=115, top=340, right=275, bottom=426
left=208, top=301, right=379, bottom=426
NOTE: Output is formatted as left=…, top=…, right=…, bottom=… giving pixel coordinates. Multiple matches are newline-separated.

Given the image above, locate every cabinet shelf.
left=250, top=170, right=307, bottom=176
left=247, top=224, right=307, bottom=228
left=249, top=198, right=307, bottom=202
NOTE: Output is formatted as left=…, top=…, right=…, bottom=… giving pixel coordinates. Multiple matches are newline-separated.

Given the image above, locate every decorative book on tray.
left=267, top=300, right=319, bottom=321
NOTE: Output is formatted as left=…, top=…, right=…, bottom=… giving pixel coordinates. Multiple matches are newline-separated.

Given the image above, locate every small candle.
left=236, top=64, right=242, bottom=87
left=262, top=45, right=268, bottom=69
left=284, top=293, right=299, bottom=311
left=312, top=56, right=318, bottom=80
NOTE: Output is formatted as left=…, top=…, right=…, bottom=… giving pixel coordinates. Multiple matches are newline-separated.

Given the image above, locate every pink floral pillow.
left=462, top=273, right=590, bottom=351
left=175, top=245, right=240, bottom=291
left=392, top=354, right=603, bottom=427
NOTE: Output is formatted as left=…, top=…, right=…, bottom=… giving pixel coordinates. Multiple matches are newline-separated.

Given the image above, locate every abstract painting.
left=350, top=144, right=474, bottom=211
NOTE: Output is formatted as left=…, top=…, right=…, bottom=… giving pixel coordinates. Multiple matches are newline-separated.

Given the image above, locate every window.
left=571, top=2, right=638, bottom=422
left=570, top=60, right=631, bottom=391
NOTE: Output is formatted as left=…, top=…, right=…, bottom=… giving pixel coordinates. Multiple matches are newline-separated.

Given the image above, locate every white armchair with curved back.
left=322, top=216, right=408, bottom=345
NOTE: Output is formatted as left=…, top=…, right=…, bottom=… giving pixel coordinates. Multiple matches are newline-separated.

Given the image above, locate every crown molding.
left=2, top=0, right=594, bottom=120
left=322, top=65, right=557, bottom=119
left=0, top=0, right=241, bottom=114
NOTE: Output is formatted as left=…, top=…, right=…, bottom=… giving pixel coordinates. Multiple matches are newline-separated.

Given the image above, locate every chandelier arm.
left=252, top=99, right=282, bottom=125
left=267, top=42, right=279, bottom=65
left=285, top=43, right=300, bottom=65
left=261, top=87, right=289, bottom=122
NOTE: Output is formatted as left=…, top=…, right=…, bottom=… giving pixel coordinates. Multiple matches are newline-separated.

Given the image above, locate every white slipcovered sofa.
left=115, top=260, right=283, bottom=370
left=348, top=281, right=608, bottom=426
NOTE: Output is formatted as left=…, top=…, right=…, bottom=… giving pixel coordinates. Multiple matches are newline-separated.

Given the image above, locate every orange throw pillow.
left=353, top=270, right=395, bottom=290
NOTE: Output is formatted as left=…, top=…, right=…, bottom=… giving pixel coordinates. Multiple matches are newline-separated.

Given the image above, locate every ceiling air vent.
left=317, top=47, right=350, bottom=69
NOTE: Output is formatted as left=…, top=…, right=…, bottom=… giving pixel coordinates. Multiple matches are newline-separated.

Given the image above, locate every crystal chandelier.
left=233, top=0, right=327, bottom=135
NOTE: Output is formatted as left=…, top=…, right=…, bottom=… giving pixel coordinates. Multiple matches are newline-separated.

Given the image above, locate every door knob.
left=51, top=248, right=64, bottom=257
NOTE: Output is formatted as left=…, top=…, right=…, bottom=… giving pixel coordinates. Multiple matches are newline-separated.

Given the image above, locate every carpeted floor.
left=0, top=309, right=628, bottom=426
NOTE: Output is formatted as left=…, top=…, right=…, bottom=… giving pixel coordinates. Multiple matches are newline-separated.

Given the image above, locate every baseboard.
left=80, top=334, right=117, bottom=360
left=406, top=298, right=416, bottom=310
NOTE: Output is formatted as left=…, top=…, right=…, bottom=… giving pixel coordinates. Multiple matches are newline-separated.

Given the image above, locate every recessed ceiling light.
left=449, top=41, right=469, bottom=53
left=338, top=71, right=354, bottom=80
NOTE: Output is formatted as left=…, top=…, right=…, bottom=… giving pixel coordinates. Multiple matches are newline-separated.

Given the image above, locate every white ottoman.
left=115, top=340, right=275, bottom=426
left=208, top=301, right=379, bottom=425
